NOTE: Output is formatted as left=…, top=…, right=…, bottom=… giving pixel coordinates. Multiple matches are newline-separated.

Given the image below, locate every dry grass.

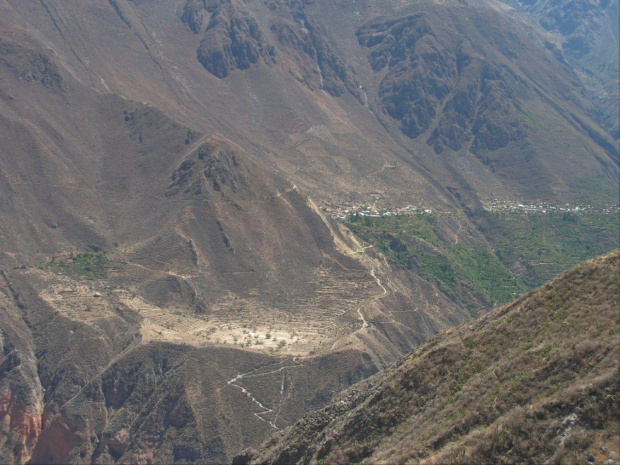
left=246, top=250, right=620, bottom=465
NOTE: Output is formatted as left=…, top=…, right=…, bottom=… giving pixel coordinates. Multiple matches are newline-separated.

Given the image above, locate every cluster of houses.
left=320, top=199, right=619, bottom=220
left=483, top=201, right=620, bottom=215
left=321, top=203, right=433, bottom=220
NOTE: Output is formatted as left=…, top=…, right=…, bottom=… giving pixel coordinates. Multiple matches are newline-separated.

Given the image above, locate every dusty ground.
left=37, top=257, right=386, bottom=356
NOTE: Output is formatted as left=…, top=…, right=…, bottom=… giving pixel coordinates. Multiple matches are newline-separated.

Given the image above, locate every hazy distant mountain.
left=504, top=0, right=620, bottom=140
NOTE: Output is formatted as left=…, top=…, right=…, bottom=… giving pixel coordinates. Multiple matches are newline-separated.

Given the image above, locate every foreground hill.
left=241, top=250, right=620, bottom=464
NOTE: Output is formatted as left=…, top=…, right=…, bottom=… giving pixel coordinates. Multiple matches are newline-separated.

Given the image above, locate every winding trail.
left=227, top=378, right=278, bottom=428
left=370, top=163, right=396, bottom=177
left=271, top=183, right=298, bottom=199
left=331, top=265, right=390, bottom=351
left=224, top=359, right=302, bottom=429
left=454, top=219, right=463, bottom=245
left=356, top=308, right=369, bottom=330
left=122, top=260, right=199, bottom=280
left=370, top=269, right=388, bottom=296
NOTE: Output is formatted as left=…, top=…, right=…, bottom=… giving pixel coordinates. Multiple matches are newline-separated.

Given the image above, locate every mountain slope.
left=1, top=0, right=617, bottom=207
left=242, top=250, right=620, bottom=464
left=0, top=14, right=471, bottom=464
left=351, top=2, right=618, bottom=203
left=0, top=1, right=618, bottom=463
left=504, top=0, right=620, bottom=140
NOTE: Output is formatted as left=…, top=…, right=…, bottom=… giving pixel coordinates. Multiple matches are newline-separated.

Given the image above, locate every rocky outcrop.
left=358, top=14, right=456, bottom=140
left=430, top=50, right=529, bottom=156
left=182, top=0, right=276, bottom=78
left=182, top=0, right=361, bottom=99
left=167, top=136, right=250, bottom=198
left=272, top=18, right=359, bottom=98
left=270, top=3, right=362, bottom=100
left=181, top=0, right=207, bottom=34
left=0, top=37, right=65, bottom=93
left=357, top=13, right=528, bottom=155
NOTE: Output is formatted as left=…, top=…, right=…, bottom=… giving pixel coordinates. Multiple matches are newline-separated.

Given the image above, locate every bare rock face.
left=0, top=279, right=43, bottom=464
left=270, top=1, right=362, bottom=100
left=508, top=0, right=620, bottom=139
left=181, top=0, right=361, bottom=99
left=358, top=14, right=457, bottom=140
left=357, top=12, right=528, bottom=154
left=184, top=0, right=276, bottom=78
left=168, top=137, right=248, bottom=197
left=431, top=46, right=529, bottom=156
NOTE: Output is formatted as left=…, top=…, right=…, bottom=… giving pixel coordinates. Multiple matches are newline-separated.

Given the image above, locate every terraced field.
left=38, top=259, right=383, bottom=356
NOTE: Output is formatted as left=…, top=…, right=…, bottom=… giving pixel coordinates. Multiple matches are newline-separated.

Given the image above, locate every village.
left=482, top=200, right=620, bottom=215
left=321, top=199, right=620, bottom=220
left=320, top=199, right=434, bottom=220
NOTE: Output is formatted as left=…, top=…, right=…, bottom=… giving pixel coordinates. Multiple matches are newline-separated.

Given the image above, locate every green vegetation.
left=570, top=176, right=620, bottom=205
left=344, top=210, right=619, bottom=311
left=43, top=250, right=108, bottom=280
left=345, top=214, right=527, bottom=311
left=470, top=210, right=619, bottom=287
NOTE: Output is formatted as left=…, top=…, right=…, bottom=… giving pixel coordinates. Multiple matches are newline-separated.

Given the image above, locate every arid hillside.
left=505, top=0, right=620, bottom=140
left=0, top=12, right=468, bottom=463
left=243, top=250, right=620, bottom=464
left=0, top=0, right=618, bottom=463
left=0, top=0, right=617, bottom=208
